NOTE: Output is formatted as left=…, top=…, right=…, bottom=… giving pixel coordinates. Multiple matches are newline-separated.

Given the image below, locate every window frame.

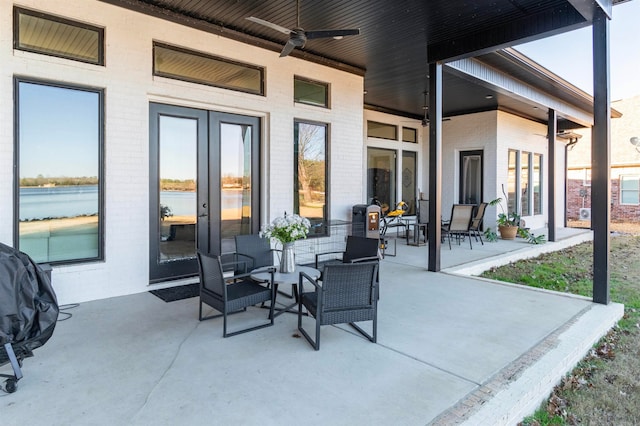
left=14, top=6, right=105, bottom=66
left=152, top=42, right=265, bottom=96
left=14, top=77, right=105, bottom=264
left=533, top=153, right=543, bottom=215
left=293, top=119, right=329, bottom=238
left=401, top=127, right=418, bottom=143
left=619, top=175, right=640, bottom=205
left=294, top=76, right=329, bottom=108
left=367, top=121, right=398, bottom=141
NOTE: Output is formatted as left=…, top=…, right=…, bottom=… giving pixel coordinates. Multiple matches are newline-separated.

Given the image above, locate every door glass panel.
left=367, top=147, right=396, bottom=214
left=401, top=151, right=416, bottom=215
left=461, top=155, right=481, bottom=204
left=220, top=123, right=252, bottom=245
left=158, top=116, right=197, bottom=263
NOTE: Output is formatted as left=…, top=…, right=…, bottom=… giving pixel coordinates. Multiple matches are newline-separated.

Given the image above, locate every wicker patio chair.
left=297, top=262, right=378, bottom=350
left=234, top=234, right=279, bottom=271
left=313, top=235, right=379, bottom=271
left=441, top=204, right=475, bottom=249
left=197, top=251, right=275, bottom=337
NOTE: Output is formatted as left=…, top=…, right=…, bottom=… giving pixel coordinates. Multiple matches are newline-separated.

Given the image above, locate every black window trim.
left=13, top=76, right=106, bottom=264
left=367, top=120, right=398, bottom=141
left=13, top=6, right=105, bottom=66
left=294, top=75, right=330, bottom=108
left=293, top=119, right=330, bottom=238
left=153, top=41, right=265, bottom=96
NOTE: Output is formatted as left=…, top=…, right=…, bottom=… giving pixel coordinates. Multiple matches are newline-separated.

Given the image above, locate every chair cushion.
left=226, top=279, right=272, bottom=312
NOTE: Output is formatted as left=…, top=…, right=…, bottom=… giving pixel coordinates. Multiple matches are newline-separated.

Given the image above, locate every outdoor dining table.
left=250, top=265, right=320, bottom=318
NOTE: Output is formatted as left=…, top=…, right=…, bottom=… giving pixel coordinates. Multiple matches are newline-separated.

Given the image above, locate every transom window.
left=14, top=7, right=104, bottom=65
left=367, top=121, right=397, bottom=140
left=294, top=77, right=329, bottom=107
left=153, top=42, right=264, bottom=95
left=402, top=127, right=417, bottom=143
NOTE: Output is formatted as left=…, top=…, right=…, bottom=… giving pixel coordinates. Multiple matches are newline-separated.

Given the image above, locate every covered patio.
left=1, top=230, right=623, bottom=425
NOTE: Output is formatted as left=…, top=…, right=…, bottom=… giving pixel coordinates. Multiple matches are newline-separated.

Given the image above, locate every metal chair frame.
left=197, top=251, right=275, bottom=337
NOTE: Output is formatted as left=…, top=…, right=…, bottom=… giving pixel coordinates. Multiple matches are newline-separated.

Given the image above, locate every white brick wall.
left=0, top=0, right=364, bottom=303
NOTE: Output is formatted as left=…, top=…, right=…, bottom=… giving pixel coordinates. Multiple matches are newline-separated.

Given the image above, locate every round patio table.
left=250, top=265, right=320, bottom=318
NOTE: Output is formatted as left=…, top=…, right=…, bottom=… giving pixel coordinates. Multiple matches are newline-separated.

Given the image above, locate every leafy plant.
left=484, top=227, right=498, bottom=242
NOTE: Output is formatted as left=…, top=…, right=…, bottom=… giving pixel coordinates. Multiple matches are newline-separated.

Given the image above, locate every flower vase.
left=280, top=242, right=296, bottom=273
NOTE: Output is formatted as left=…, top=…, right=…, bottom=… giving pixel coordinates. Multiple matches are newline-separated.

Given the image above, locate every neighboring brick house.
left=567, top=95, right=640, bottom=224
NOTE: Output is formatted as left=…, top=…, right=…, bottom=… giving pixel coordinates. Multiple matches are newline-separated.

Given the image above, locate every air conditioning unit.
left=579, top=208, right=592, bottom=220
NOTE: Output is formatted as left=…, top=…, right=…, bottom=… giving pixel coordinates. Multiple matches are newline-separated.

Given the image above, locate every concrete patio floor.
left=1, top=228, right=624, bottom=425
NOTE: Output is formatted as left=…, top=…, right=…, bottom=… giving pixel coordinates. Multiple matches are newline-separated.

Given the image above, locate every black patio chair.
left=234, top=234, right=279, bottom=271
left=469, top=202, right=487, bottom=245
left=297, top=262, right=379, bottom=350
left=441, top=204, right=475, bottom=249
left=197, top=251, right=275, bottom=337
left=313, top=235, right=379, bottom=272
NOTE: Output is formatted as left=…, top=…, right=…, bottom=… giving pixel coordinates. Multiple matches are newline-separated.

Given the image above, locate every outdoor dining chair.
left=297, top=262, right=378, bottom=350
left=197, top=251, right=275, bottom=337
left=441, top=204, right=475, bottom=249
left=468, top=202, right=488, bottom=245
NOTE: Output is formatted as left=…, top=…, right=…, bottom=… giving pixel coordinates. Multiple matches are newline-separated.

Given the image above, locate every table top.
left=250, top=265, right=320, bottom=285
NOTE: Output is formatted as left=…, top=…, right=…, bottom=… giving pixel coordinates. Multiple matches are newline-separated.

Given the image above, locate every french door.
left=149, top=103, right=260, bottom=282
left=459, top=150, right=483, bottom=205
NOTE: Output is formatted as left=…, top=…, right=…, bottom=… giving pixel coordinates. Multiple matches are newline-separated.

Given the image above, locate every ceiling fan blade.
left=279, top=40, right=297, bottom=57
left=305, top=28, right=360, bottom=39
left=246, top=16, right=292, bottom=35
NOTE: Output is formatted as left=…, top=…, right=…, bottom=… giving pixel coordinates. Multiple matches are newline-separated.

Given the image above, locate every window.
left=294, top=77, right=328, bottom=107
left=367, top=121, right=397, bottom=140
left=533, top=153, right=542, bottom=215
left=367, top=148, right=396, bottom=212
left=153, top=42, right=264, bottom=95
left=16, top=80, right=103, bottom=263
left=507, top=150, right=518, bottom=214
left=402, top=151, right=417, bottom=215
left=14, top=7, right=104, bottom=65
left=507, top=149, right=543, bottom=217
left=294, top=121, right=328, bottom=236
left=521, top=151, right=530, bottom=216
left=402, top=127, right=417, bottom=143
left=620, top=176, right=640, bottom=205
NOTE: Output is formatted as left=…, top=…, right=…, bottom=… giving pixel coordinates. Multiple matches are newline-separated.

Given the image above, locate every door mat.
left=149, top=283, right=199, bottom=302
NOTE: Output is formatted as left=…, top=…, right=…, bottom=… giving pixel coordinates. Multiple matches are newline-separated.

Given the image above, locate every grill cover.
left=0, top=243, right=58, bottom=361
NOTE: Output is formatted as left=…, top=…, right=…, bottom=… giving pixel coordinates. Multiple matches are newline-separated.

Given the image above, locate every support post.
left=428, top=62, right=443, bottom=271
left=591, top=8, right=611, bottom=305
left=547, top=109, right=557, bottom=242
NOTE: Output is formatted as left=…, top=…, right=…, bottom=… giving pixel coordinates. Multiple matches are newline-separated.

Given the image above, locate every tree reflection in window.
left=294, top=121, right=327, bottom=237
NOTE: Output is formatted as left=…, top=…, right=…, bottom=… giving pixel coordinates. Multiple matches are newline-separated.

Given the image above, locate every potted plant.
left=487, top=195, right=519, bottom=240
left=486, top=190, right=546, bottom=244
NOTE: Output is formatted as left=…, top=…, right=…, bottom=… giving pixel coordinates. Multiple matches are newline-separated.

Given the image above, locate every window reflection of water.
left=20, top=186, right=248, bottom=220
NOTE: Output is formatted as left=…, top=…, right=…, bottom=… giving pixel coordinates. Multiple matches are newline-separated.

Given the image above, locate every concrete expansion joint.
left=428, top=307, right=587, bottom=426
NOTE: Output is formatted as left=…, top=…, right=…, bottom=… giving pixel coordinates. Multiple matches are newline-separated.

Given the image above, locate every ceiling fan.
left=246, top=0, right=360, bottom=57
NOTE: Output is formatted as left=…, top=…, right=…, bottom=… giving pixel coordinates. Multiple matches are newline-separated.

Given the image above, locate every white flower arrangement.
left=260, top=213, right=311, bottom=244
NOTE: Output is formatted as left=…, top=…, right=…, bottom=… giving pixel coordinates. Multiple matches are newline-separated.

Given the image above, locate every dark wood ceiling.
left=100, top=0, right=616, bottom=126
